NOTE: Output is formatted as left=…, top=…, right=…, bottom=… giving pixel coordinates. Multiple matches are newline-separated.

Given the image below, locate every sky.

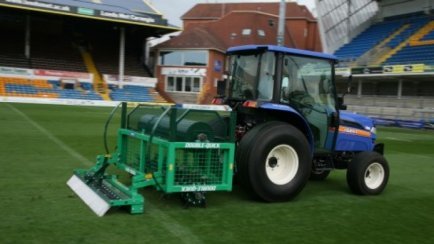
left=149, top=0, right=316, bottom=27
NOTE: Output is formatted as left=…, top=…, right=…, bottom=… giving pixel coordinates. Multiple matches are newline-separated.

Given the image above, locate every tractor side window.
left=258, top=52, right=275, bottom=100
left=280, top=56, right=303, bottom=104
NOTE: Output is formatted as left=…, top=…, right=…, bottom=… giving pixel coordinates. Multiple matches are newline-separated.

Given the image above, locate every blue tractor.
left=67, top=45, right=390, bottom=215
left=215, top=45, right=389, bottom=201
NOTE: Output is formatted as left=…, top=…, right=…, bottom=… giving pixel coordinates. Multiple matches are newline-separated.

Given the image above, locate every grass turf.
left=0, top=102, right=433, bottom=243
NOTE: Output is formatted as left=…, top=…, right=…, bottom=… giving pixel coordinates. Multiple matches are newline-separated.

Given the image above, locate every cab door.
left=280, top=55, right=338, bottom=152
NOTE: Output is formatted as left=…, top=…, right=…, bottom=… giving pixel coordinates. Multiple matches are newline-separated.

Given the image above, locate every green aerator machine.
left=67, top=102, right=236, bottom=216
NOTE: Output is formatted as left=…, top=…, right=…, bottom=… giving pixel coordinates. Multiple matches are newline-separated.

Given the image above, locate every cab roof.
left=227, top=45, right=338, bottom=62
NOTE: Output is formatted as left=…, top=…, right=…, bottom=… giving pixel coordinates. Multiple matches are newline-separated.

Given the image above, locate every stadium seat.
left=0, top=77, right=103, bottom=100
left=109, top=85, right=160, bottom=102
left=334, top=13, right=433, bottom=65
left=384, top=44, right=434, bottom=65
left=334, top=20, right=403, bottom=60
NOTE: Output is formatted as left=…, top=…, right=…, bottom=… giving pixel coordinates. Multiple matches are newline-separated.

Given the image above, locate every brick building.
left=153, top=2, right=321, bottom=104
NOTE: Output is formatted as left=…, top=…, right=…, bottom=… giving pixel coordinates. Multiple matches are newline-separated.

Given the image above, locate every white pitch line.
left=7, top=103, right=92, bottom=166
left=148, top=206, right=203, bottom=244
left=385, top=137, right=412, bottom=142
left=7, top=103, right=202, bottom=243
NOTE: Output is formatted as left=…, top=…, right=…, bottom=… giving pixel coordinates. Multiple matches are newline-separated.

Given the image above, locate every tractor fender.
left=259, top=102, right=314, bottom=153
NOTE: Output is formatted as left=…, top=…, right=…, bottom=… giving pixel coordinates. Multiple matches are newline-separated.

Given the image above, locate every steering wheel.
left=289, top=91, right=330, bottom=116
left=290, top=90, right=313, bottom=104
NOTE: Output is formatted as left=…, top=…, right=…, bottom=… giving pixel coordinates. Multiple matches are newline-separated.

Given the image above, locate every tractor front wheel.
left=346, top=151, right=390, bottom=195
left=238, top=122, right=311, bottom=202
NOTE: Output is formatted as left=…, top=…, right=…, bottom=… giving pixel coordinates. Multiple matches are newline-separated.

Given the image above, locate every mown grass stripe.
left=6, top=103, right=202, bottom=244
left=6, top=103, right=92, bottom=166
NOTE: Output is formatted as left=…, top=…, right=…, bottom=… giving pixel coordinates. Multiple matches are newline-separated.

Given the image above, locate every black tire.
left=236, top=122, right=271, bottom=192
left=238, top=121, right=312, bottom=202
left=346, top=151, right=390, bottom=195
left=310, top=169, right=331, bottom=181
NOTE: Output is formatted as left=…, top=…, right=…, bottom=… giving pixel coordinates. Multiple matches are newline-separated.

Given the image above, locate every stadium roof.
left=0, top=0, right=180, bottom=33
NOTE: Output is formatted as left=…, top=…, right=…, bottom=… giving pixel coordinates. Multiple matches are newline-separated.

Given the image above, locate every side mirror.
left=216, top=79, right=227, bottom=97
left=337, top=96, right=347, bottom=110
left=340, top=75, right=352, bottom=106
left=345, top=75, right=353, bottom=95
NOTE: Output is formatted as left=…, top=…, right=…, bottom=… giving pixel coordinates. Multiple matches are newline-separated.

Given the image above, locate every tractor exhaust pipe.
left=277, top=0, right=286, bottom=46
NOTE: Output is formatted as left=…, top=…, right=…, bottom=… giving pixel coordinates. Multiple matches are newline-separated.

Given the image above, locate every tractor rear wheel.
left=238, top=122, right=311, bottom=202
left=346, top=151, right=389, bottom=195
left=237, top=123, right=269, bottom=192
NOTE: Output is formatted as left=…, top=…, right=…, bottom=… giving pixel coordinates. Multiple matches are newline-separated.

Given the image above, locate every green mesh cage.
left=174, top=148, right=225, bottom=185
left=123, top=135, right=142, bottom=170
left=163, top=142, right=234, bottom=193
left=72, top=103, right=235, bottom=215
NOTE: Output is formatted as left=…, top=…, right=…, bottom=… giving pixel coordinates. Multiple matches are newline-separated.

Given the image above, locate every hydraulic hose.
left=103, top=102, right=122, bottom=155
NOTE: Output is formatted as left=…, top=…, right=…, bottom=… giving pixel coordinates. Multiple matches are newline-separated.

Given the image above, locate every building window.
left=242, top=28, right=252, bottom=36
left=159, top=50, right=208, bottom=66
left=176, top=77, right=183, bottom=91
left=193, top=77, right=201, bottom=92
left=258, top=29, right=266, bottom=37
left=166, top=76, right=202, bottom=93
left=167, top=76, right=175, bottom=91
left=185, top=77, right=192, bottom=92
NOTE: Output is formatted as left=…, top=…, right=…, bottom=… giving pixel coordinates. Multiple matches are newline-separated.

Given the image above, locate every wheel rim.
left=265, top=144, right=299, bottom=185
left=364, top=162, right=385, bottom=189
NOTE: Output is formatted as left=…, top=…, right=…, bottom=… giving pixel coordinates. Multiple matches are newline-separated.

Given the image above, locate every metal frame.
left=69, top=102, right=236, bottom=215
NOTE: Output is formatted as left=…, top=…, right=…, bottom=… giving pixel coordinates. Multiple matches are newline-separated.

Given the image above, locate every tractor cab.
left=222, top=45, right=339, bottom=153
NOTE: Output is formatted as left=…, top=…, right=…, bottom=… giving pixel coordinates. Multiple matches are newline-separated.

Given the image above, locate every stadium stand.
left=420, top=28, right=434, bottom=40
left=1, top=77, right=57, bottom=98
left=29, top=16, right=87, bottom=72
left=0, top=13, right=87, bottom=72
left=330, top=9, right=434, bottom=128
left=0, top=77, right=103, bottom=100
left=345, top=95, right=434, bottom=128
left=86, top=33, right=152, bottom=77
left=0, top=14, right=30, bottom=69
left=383, top=16, right=429, bottom=48
left=108, top=84, right=167, bottom=103
left=78, top=27, right=162, bottom=102
left=384, top=45, right=434, bottom=65
left=0, top=1, right=177, bottom=104
left=334, top=20, right=403, bottom=61
left=338, top=80, right=434, bottom=128
left=334, top=13, right=434, bottom=66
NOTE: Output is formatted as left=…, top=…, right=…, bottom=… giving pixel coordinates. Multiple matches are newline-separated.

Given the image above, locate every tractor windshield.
left=228, top=51, right=275, bottom=100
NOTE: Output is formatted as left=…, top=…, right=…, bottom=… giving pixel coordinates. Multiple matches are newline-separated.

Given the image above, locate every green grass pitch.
left=1, top=102, right=434, bottom=243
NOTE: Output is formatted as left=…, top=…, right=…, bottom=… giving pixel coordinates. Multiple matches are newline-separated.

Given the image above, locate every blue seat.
left=109, top=85, right=155, bottom=102
left=334, top=14, right=431, bottom=64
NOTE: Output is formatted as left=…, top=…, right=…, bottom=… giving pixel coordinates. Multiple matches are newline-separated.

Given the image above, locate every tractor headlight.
left=365, top=126, right=376, bottom=135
